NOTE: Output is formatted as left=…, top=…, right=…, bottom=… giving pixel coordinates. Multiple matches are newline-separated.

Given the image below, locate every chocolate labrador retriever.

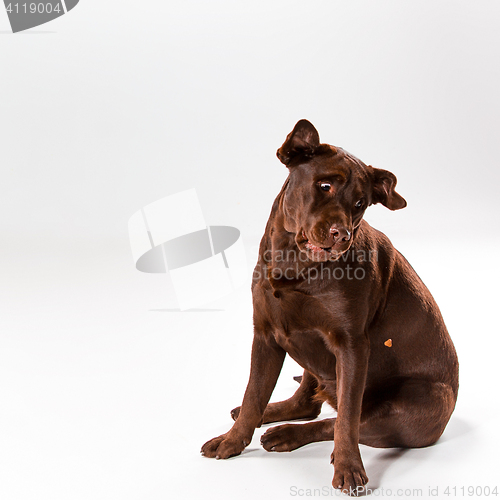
left=201, top=120, right=459, bottom=495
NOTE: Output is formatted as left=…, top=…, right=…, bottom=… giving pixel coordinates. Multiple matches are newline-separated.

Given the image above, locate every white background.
left=1, top=1, right=499, bottom=499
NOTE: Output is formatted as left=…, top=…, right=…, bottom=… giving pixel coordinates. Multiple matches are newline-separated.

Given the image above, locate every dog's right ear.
left=371, top=167, right=407, bottom=210
left=277, top=119, right=320, bottom=166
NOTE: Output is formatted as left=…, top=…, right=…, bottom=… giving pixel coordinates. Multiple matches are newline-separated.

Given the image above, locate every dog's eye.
left=320, top=182, right=332, bottom=192
left=355, top=199, right=364, bottom=209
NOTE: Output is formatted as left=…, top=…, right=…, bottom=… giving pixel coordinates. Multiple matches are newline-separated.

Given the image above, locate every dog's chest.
left=265, top=291, right=339, bottom=380
left=273, top=325, right=337, bottom=380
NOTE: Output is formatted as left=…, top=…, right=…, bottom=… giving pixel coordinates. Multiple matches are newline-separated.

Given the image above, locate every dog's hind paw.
left=261, top=424, right=310, bottom=452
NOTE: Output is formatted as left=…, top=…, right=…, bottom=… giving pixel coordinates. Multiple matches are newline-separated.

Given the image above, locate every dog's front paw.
left=201, top=432, right=249, bottom=459
left=331, top=454, right=368, bottom=496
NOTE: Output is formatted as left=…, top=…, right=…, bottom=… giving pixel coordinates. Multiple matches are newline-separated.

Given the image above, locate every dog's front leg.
left=201, top=332, right=286, bottom=459
left=330, top=338, right=370, bottom=494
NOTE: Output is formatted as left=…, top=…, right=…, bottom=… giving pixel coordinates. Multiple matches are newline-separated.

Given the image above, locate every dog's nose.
left=330, top=226, right=351, bottom=244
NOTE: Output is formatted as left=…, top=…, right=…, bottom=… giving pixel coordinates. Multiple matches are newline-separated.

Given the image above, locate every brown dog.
left=201, top=120, right=459, bottom=495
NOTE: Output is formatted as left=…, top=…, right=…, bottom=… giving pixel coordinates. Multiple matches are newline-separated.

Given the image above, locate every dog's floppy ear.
left=371, top=167, right=407, bottom=210
left=277, top=119, right=320, bottom=166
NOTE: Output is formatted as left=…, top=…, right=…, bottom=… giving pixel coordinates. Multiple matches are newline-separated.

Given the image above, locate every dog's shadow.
left=361, top=448, right=410, bottom=493
left=243, top=416, right=472, bottom=496
left=357, top=416, right=473, bottom=495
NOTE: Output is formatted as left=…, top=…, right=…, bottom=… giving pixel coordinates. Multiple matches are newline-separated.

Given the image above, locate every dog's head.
left=277, top=119, right=406, bottom=262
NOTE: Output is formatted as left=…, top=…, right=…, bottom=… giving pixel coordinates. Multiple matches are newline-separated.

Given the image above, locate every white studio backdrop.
left=1, top=2, right=499, bottom=500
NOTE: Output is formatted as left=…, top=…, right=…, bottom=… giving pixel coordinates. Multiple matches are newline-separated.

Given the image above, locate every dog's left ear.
left=371, top=167, right=407, bottom=210
left=277, top=119, right=320, bottom=166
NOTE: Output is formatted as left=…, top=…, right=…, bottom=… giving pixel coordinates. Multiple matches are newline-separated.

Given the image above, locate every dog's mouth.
left=299, top=230, right=347, bottom=261
left=305, top=240, right=333, bottom=254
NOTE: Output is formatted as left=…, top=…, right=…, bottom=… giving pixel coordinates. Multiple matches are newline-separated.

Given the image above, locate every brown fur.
left=202, top=120, right=458, bottom=495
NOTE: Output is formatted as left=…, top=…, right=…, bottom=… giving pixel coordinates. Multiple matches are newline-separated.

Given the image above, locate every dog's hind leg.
left=358, top=378, right=457, bottom=448
left=231, top=370, right=323, bottom=424
left=260, top=378, right=457, bottom=453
